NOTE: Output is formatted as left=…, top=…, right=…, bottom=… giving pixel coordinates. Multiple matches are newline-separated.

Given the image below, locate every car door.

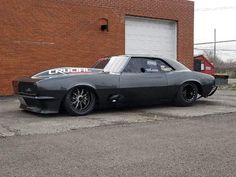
left=119, top=57, right=169, bottom=104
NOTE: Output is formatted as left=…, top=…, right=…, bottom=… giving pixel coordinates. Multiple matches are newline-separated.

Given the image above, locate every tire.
left=175, top=82, right=198, bottom=107
left=64, top=87, right=96, bottom=116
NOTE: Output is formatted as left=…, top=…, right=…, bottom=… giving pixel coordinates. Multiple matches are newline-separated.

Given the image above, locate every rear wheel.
left=175, top=83, right=198, bottom=107
left=64, top=87, right=96, bottom=116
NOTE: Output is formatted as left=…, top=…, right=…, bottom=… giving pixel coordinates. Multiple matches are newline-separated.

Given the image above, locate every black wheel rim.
left=182, top=85, right=197, bottom=102
left=70, top=88, right=91, bottom=112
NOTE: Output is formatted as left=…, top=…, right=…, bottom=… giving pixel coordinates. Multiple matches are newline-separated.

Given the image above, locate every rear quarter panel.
left=165, top=70, right=214, bottom=98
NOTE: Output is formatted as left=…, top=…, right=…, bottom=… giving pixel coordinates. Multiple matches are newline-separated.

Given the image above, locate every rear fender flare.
left=179, top=80, right=203, bottom=95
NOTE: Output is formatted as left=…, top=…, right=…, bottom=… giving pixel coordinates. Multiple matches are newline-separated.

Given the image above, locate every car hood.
left=31, top=67, right=103, bottom=79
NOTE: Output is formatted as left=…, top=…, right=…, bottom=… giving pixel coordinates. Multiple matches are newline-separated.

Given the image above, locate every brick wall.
left=0, top=0, right=194, bottom=95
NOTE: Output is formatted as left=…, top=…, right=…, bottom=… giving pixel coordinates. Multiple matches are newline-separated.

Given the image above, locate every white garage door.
left=125, top=16, right=177, bottom=60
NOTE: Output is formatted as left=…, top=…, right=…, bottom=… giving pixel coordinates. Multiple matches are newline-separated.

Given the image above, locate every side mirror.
left=140, top=68, right=146, bottom=73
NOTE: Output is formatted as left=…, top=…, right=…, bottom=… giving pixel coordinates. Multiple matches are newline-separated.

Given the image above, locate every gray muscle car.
left=12, top=55, right=217, bottom=116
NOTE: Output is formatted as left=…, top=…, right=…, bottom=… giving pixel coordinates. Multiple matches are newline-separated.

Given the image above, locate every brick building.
left=0, top=0, right=194, bottom=95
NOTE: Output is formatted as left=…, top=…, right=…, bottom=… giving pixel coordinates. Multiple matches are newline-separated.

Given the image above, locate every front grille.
left=18, top=82, right=37, bottom=95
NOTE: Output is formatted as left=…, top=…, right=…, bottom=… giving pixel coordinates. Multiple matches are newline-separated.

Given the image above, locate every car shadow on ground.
left=4, top=99, right=222, bottom=120
left=195, top=99, right=219, bottom=106
left=18, top=102, right=190, bottom=119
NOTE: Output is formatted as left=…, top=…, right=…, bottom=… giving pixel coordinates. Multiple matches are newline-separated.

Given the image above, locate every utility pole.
left=214, top=29, right=216, bottom=62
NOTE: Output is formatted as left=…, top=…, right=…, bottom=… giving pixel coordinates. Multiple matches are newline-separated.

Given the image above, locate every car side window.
left=123, top=57, right=174, bottom=73
left=156, top=60, right=174, bottom=72
left=123, top=58, right=145, bottom=73
left=145, top=59, right=160, bottom=73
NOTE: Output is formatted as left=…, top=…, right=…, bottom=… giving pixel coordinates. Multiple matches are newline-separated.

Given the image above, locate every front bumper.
left=18, top=95, right=60, bottom=114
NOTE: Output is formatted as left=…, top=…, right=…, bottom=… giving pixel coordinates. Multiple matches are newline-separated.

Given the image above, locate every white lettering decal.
left=48, top=68, right=89, bottom=75
left=48, top=70, right=56, bottom=75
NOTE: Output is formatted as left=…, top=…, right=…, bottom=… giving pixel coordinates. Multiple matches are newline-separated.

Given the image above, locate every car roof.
left=114, top=54, right=165, bottom=58
left=112, top=55, right=190, bottom=71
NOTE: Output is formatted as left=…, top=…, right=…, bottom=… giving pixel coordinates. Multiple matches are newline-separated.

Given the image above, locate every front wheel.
left=175, top=83, right=198, bottom=107
left=64, top=87, right=96, bottom=116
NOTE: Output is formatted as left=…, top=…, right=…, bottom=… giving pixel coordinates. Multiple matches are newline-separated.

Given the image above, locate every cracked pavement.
left=0, top=90, right=236, bottom=177
left=0, top=90, right=236, bottom=137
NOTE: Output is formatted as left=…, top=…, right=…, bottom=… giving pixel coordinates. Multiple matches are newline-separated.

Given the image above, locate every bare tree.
left=203, top=50, right=224, bottom=67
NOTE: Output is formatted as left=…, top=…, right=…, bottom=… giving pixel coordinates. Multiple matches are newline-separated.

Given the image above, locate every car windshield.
left=94, top=56, right=129, bottom=73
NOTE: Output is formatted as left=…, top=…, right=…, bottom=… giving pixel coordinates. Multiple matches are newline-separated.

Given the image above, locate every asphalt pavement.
left=0, top=90, right=236, bottom=137
left=0, top=89, right=236, bottom=177
left=0, top=112, right=236, bottom=177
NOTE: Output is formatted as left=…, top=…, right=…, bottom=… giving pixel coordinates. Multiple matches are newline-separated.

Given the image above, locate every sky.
left=194, top=0, right=236, bottom=61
